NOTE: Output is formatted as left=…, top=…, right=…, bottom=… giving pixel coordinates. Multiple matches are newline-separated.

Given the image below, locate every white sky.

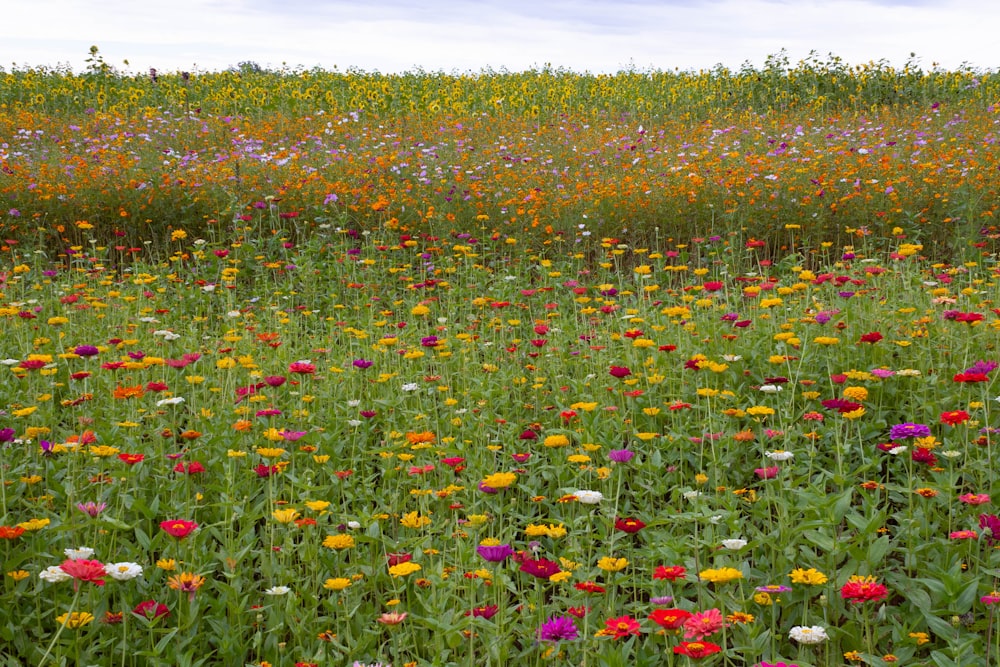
left=1, top=0, right=997, bottom=74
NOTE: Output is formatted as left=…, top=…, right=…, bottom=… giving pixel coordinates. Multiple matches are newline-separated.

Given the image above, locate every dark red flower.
left=650, top=608, right=693, bottom=629
left=519, top=558, right=561, bottom=579
left=614, top=517, right=646, bottom=534
left=574, top=581, right=606, bottom=594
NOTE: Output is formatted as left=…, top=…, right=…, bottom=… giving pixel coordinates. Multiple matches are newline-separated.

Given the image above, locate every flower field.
left=3, top=60, right=1000, bottom=666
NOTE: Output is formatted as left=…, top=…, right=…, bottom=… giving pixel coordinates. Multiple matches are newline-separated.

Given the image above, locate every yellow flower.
left=549, top=571, right=573, bottom=583
left=256, top=447, right=286, bottom=458
left=16, top=518, right=49, bottom=531
left=842, top=407, right=866, bottom=420
left=388, top=562, right=422, bottom=578
left=400, top=511, right=432, bottom=529
left=6, top=570, right=29, bottom=581
left=813, top=336, right=840, bottom=346
left=481, top=472, right=516, bottom=489
left=543, top=434, right=570, bottom=448
left=56, top=612, right=94, bottom=628
left=272, top=508, right=300, bottom=523
left=597, top=557, right=628, bottom=572
left=89, top=445, right=120, bottom=457
left=909, top=632, right=930, bottom=645
left=746, top=406, right=775, bottom=417
left=789, top=568, right=828, bottom=585
left=324, top=577, right=352, bottom=591
left=699, top=567, right=743, bottom=584
left=157, top=558, right=177, bottom=571
left=323, top=534, right=355, bottom=550
left=842, top=386, right=868, bottom=402
left=305, top=500, right=331, bottom=512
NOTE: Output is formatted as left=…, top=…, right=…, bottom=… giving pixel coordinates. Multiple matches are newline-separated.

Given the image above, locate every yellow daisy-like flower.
left=305, top=500, right=331, bottom=512
left=481, top=472, right=516, bottom=489
left=813, top=336, right=840, bottom=346
left=256, top=447, right=286, bottom=459
left=698, top=567, right=743, bottom=584
left=543, top=434, right=570, bottom=448
left=56, top=611, right=94, bottom=629
left=597, top=557, right=628, bottom=572
left=323, top=577, right=352, bottom=591
left=789, top=568, right=828, bottom=585
left=400, top=511, right=432, bottom=529
left=322, top=534, right=355, bottom=550
left=16, top=518, right=50, bottom=531
left=388, top=562, right=422, bottom=578
left=272, top=508, right=300, bottom=523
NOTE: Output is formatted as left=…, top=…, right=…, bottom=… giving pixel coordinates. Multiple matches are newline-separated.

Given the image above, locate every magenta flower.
left=538, top=615, right=579, bottom=642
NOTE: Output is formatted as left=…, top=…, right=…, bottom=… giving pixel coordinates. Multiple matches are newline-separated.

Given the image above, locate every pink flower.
left=683, top=608, right=725, bottom=640
left=960, top=493, right=990, bottom=505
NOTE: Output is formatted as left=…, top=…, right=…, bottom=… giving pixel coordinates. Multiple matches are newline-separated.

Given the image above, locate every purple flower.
left=889, top=423, right=931, bottom=440
left=352, top=359, right=373, bottom=370
left=980, top=514, right=1000, bottom=544
left=77, top=501, right=107, bottom=517
left=965, top=360, right=998, bottom=376
left=476, top=544, right=514, bottom=563
left=608, top=448, right=635, bottom=463
left=323, top=193, right=339, bottom=205
left=0, top=428, right=15, bottom=442
left=73, top=345, right=100, bottom=357
left=537, top=615, right=579, bottom=643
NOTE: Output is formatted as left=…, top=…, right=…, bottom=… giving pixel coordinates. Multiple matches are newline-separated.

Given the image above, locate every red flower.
left=614, top=517, right=646, bottom=534
left=118, top=453, right=144, bottom=465
left=609, top=366, right=632, bottom=379
left=702, top=281, right=724, bottom=292
left=603, top=615, right=641, bottom=639
left=567, top=606, right=590, bottom=618
left=574, top=581, right=606, bottom=594
left=673, top=641, right=722, bottom=658
left=954, top=372, right=989, bottom=383
left=519, top=558, right=561, bottom=579
left=653, top=565, right=687, bottom=582
left=132, top=600, right=170, bottom=620
left=940, top=410, right=971, bottom=426
left=160, top=519, right=198, bottom=539
left=173, top=461, right=205, bottom=474
left=59, top=558, right=106, bottom=587
left=840, top=576, right=888, bottom=604
left=649, top=608, right=692, bottom=629
left=288, top=361, right=316, bottom=374
left=859, top=331, right=883, bottom=344
left=0, top=525, right=25, bottom=540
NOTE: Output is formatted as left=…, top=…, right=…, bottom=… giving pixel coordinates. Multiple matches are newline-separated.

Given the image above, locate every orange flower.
left=113, top=385, right=145, bottom=400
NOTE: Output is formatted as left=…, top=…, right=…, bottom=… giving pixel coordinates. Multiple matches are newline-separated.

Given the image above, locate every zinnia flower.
left=537, top=615, right=579, bottom=642
left=602, top=615, right=641, bottom=639
left=789, top=625, right=829, bottom=644
left=59, top=559, right=106, bottom=587
left=840, top=576, right=888, bottom=604
left=683, top=608, right=725, bottom=640
left=160, top=519, right=198, bottom=539
left=673, top=641, right=723, bottom=658
left=649, top=608, right=692, bottom=629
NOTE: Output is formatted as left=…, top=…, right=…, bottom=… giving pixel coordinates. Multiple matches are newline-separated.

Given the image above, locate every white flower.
left=721, top=538, right=747, bottom=550
left=227, top=310, right=242, bottom=318
left=940, top=450, right=962, bottom=459
left=573, top=490, right=603, bottom=504
left=201, top=284, right=216, bottom=292
left=64, top=546, right=95, bottom=560
left=765, top=450, right=794, bottom=461
left=722, top=354, right=742, bottom=362
left=156, top=397, right=185, bottom=407
left=138, top=317, right=159, bottom=323
left=105, top=562, right=144, bottom=581
left=39, top=566, right=72, bottom=583
left=347, top=400, right=361, bottom=407
left=401, top=383, right=420, bottom=392
left=0, top=359, right=21, bottom=366
left=264, top=586, right=291, bottom=596
left=153, top=330, right=181, bottom=341
left=896, top=368, right=921, bottom=377
left=789, top=625, right=829, bottom=644
left=346, top=521, right=361, bottom=530
left=759, top=384, right=782, bottom=393
left=683, top=491, right=703, bottom=500
left=888, top=446, right=908, bottom=455
left=347, top=419, right=362, bottom=427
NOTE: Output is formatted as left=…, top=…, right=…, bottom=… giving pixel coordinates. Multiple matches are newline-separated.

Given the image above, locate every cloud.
left=1, top=0, right=996, bottom=74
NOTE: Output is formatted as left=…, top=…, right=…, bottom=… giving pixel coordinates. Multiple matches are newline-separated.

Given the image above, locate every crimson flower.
left=859, top=331, right=883, bottom=344
left=59, top=558, right=106, bottom=587
left=160, top=519, right=198, bottom=539
left=603, top=615, right=641, bottom=639
left=840, top=576, right=888, bottom=604
left=940, top=410, right=971, bottom=426
left=519, top=558, right=561, bottom=579
left=614, top=517, right=646, bottom=534
left=609, top=365, right=632, bottom=378
left=649, top=608, right=692, bottom=629
left=653, top=565, right=687, bottom=581
left=673, top=641, right=722, bottom=658
left=574, top=581, right=606, bottom=594
left=132, top=600, right=170, bottom=620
